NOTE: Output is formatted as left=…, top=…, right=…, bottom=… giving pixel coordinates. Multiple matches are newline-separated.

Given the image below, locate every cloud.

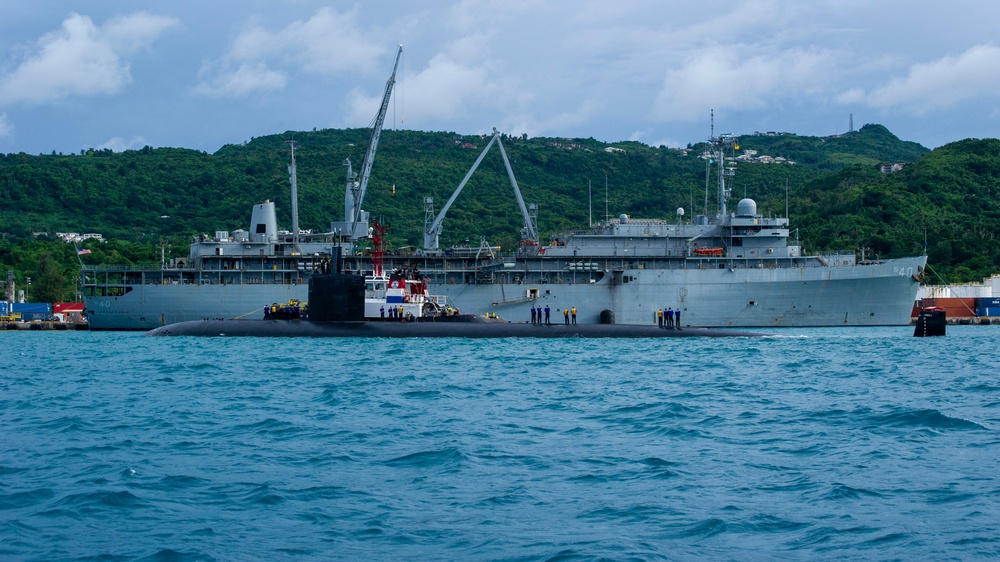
left=379, top=52, right=491, bottom=121
left=651, top=45, right=833, bottom=122
left=0, top=12, right=178, bottom=105
left=0, top=112, right=12, bottom=139
left=838, top=43, right=1000, bottom=113
left=195, top=7, right=383, bottom=99
left=193, top=62, right=287, bottom=99
left=97, top=135, right=147, bottom=152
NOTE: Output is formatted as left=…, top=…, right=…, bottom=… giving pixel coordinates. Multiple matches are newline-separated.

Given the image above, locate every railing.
left=82, top=263, right=167, bottom=272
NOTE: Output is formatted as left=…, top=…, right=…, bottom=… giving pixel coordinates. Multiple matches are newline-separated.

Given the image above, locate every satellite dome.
left=736, top=198, right=757, bottom=217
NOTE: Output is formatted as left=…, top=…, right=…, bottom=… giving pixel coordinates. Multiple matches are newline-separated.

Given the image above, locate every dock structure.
left=2, top=321, right=89, bottom=331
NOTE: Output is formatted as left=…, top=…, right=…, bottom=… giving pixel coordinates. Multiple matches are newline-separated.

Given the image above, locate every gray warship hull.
left=83, top=255, right=924, bottom=330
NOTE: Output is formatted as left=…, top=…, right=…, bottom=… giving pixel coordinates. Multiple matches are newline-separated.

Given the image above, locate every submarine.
left=146, top=250, right=765, bottom=339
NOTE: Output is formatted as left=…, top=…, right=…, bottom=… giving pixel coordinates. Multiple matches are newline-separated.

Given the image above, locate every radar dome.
left=736, top=198, right=757, bottom=217
left=620, top=213, right=629, bottom=223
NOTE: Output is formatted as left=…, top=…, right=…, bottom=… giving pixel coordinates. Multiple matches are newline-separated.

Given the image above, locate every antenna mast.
left=287, top=139, right=301, bottom=253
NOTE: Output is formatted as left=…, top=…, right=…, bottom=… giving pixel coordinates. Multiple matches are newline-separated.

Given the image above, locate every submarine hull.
left=146, top=319, right=764, bottom=338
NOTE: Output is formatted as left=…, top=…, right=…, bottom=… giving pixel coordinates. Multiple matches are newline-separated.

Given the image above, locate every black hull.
left=146, top=319, right=764, bottom=338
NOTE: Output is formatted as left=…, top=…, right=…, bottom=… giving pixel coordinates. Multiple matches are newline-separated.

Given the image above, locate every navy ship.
left=81, top=132, right=925, bottom=330
left=80, top=47, right=926, bottom=330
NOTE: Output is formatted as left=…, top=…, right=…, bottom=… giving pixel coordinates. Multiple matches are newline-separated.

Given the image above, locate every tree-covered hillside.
left=4, top=123, right=999, bottom=302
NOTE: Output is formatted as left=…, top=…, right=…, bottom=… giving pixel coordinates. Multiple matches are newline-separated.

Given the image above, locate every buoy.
left=913, top=306, right=946, bottom=337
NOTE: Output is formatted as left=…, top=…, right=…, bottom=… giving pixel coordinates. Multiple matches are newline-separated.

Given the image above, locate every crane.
left=422, top=128, right=538, bottom=254
left=341, top=44, right=403, bottom=245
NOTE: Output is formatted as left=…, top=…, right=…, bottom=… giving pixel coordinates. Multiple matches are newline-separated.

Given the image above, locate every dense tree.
left=34, top=251, right=67, bottom=304
left=3, top=124, right=999, bottom=297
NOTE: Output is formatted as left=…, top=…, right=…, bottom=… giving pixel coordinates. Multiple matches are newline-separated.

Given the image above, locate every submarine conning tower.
left=308, top=247, right=366, bottom=322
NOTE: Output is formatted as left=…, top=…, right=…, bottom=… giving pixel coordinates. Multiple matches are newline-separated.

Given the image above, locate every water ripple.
left=3, top=328, right=1000, bottom=559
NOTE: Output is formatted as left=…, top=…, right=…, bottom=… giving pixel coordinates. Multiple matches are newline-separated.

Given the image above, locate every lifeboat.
left=693, top=247, right=725, bottom=256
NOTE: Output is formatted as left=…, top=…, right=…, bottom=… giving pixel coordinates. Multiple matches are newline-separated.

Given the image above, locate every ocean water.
left=1, top=326, right=999, bottom=561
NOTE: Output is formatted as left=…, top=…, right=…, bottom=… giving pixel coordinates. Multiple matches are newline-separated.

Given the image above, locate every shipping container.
left=919, top=297, right=978, bottom=318
left=11, top=302, right=52, bottom=321
left=53, top=302, right=84, bottom=314
left=975, top=297, right=1000, bottom=309
left=976, top=307, right=1000, bottom=317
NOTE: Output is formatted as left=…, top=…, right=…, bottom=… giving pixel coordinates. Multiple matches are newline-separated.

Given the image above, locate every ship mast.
left=287, top=140, right=301, bottom=254
left=709, top=133, right=737, bottom=221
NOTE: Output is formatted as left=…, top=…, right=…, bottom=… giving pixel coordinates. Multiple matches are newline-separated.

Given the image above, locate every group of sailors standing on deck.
left=263, top=302, right=305, bottom=320
left=530, top=305, right=548, bottom=324
left=380, top=305, right=413, bottom=321
left=657, top=307, right=681, bottom=329
left=530, top=304, right=576, bottom=325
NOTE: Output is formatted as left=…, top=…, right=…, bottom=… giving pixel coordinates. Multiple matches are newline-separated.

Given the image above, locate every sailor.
left=657, top=308, right=663, bottom=328
left=380, top=306, right=385, bottom=319
left=675, top=308, right=682, bottom=329
left=531, top=306, right=537, bottom=324
left=544, top=305, right=551, bottom=324
left=263, top=305, right=270, bottom=320
left=563, top=308, right=570, bottom=324
left=571, top=306, right=577, bottom=324
left=666, top=307, right=673, bottom=328
left=398, top=305, right=404, bottom=320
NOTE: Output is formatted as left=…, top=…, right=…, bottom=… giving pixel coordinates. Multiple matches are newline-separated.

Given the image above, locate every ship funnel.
left=250, top=200, right=278, bottom=243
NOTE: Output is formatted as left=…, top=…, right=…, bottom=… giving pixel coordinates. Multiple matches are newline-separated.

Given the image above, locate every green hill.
left=5, top=123, right=1000, bottom=301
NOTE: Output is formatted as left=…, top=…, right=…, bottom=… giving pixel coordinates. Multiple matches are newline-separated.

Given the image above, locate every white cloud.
left=343, top=43, right=514, bottom=133
left=195, top=7, right=383, bottom=99
left=98, top=135, right=147, bottom=152
left=0, top=112, right=12, bottom=139
left=839, top=43, right=1000, bottom=113
left=193, top=62, right=287, bottom=99
left=651, top=45, right=833, bottom=122
left=380, top=53, right=492, bottom=122
left=0, top=12, right=178, bottom=105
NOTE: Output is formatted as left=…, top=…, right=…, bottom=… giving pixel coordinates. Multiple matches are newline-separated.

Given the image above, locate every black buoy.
left=914, top=306, right=946, bottom=337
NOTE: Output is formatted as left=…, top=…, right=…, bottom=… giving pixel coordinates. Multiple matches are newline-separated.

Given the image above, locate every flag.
left=77, top=248, right=91, bottom=255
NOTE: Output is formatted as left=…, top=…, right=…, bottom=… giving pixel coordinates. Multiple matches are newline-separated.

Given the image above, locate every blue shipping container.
left=11, top=302, right=52, bottom=321
left=976, top=297, right=1000, bottom=308
left=976, top=307, right=1000, bottom=317
left=12, top=303, right=51, bottom=314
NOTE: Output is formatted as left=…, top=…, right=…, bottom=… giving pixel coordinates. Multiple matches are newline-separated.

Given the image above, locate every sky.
left=1, top=0, right=999, bottom=156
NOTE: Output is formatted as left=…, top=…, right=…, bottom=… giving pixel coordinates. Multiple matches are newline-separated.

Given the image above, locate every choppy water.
left=2, top=327, right=999, bottom=561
